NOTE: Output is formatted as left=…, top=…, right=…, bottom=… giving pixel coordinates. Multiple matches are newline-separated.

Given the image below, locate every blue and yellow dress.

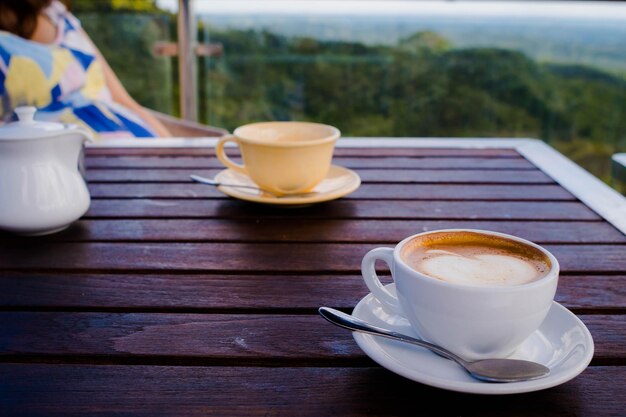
left=0, top=1, right=155, bottom=138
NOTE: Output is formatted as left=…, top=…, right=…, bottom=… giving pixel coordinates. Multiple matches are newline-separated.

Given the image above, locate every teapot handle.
left=78, top=147, right=86, bottom=179
left=69, top=127, right=92, bottom=179
left=75, top=127, right=94, bottom=143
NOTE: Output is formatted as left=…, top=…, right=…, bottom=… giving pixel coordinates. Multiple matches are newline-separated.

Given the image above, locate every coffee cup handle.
left=361, top=247, right=403, bottom=315
left=216, top=134, right=247, bottom=174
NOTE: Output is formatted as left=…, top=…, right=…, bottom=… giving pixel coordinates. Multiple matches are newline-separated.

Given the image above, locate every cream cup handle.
left=216, top=134, right=247, bottom=174
left=361, top=247, right=403, bottom=315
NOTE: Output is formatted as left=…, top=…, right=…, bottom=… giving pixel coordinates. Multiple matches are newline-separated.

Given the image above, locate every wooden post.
left=178, top=0, right=197, bottom=121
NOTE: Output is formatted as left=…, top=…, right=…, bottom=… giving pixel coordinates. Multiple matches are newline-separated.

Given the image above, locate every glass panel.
left=74, top=1, right=625, bottom=184
left=75, top=10, right=175, bottom=116
left=196, top=0, right=626, bottom=183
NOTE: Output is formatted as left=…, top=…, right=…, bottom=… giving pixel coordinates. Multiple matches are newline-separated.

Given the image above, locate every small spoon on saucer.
left=190, top=174, right=319, bottom=198
left=319, top=307, right=550, bottom=383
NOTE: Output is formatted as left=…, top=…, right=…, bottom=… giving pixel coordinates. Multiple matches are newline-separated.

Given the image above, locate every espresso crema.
left=401, top=231, right=551, bottom=287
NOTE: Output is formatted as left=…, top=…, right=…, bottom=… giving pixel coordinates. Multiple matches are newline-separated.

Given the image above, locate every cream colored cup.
left=215, top=122, right=340, bottom=195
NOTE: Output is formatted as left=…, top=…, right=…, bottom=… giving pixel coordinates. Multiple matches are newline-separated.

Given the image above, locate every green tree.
left=72, top=0, right=162, bottom=12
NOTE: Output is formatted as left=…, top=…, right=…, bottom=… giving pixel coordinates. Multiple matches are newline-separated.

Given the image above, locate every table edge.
left=88, top=137, right=626, bottom=235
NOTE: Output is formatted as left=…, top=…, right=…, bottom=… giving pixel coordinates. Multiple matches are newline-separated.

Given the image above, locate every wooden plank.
left=85, top=147, right=522, bottom=157
left=0, top=313, right=621, bottom=362
left=85, top=156, right=536, bottom=170
left=556, top=275, right=626, bottom=310
left=0, top=243, right=622, bottom=273
left=3, top=219, right=622, bottom=244
left=0, top=273, right=622, bottom=312
left=87, top=183, right=576, bottom=200
left=85, top=168, right=555, bottom=184
left=81, top=200, right=599, bottom=220
left=0, top=365, right=621, bottom=416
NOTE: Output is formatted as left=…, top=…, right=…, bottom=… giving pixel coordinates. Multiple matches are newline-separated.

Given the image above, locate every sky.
left=156, top=1, right=626, bottom=21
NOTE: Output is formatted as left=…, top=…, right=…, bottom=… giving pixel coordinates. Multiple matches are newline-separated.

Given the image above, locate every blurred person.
left=0, top=0, right=171, bottom=137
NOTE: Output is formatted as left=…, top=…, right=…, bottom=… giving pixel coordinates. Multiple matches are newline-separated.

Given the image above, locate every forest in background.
left=73, top=0, right=626, bottom=183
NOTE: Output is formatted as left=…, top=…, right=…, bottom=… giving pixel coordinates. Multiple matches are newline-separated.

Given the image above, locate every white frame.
left=90, top=137, right=626, bottom=234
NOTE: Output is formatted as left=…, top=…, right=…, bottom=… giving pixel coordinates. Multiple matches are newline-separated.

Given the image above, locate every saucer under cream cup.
left=215, top=121, right=340, bottom=196
left=361, top=229, right=559, bottom=361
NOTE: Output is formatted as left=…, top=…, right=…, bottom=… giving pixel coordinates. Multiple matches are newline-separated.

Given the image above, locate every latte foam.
left=401, top=231, right=551, bottom=287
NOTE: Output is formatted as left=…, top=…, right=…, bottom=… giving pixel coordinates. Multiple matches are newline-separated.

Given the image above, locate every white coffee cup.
left=361, top=229, right=559, bottom=360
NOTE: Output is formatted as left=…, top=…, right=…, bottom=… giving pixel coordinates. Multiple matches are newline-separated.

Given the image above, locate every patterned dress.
left=0, top=1, right=155, bottom=138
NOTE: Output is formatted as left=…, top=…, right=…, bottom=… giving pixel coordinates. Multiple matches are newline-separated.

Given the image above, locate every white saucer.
left=214, top=165, right=360, bottom=205
left=352, top=284, right=594, bottom=394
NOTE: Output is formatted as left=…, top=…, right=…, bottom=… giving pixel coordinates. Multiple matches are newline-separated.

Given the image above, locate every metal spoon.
left=318, top=307, right=550, bottom=383
left=190, top=174, right=319, bottom=198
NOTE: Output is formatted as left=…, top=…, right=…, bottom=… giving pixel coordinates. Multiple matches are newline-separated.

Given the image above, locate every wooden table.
left=1, top=138, right=625, bottom=416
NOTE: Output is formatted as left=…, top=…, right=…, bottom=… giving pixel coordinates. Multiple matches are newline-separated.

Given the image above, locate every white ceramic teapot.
left=0, top=106, right=93, bottom=235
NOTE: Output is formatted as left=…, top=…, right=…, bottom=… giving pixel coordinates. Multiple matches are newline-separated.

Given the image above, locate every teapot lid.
left=0, top=106, right=73, bottom=140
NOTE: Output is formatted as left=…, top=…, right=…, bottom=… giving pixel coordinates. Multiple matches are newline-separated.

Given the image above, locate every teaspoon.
left=190, top=174, right=319, bottom=198
left=318, top=307, right=550, bottom=383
